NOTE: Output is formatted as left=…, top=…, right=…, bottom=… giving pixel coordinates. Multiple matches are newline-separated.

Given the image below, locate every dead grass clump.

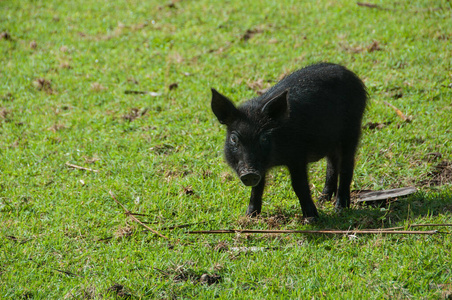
left=420, top=160, right=452, bottom=186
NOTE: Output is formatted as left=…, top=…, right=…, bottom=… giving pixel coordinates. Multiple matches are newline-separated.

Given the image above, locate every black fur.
left=211, top=63, right=367, bottom=218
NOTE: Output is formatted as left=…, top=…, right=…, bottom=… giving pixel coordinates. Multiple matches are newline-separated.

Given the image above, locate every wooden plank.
left=356, top=187, right=417, bottom=203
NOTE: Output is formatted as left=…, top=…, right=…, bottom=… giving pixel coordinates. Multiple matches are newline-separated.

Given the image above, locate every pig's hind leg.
left=336, top=138, right=359, bottom=210
left=320, top=153, right=339, bottom=202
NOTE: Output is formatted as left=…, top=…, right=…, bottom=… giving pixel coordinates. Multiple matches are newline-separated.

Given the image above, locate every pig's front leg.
left=246, top=176, right=266, bottom=217
left=289, top=163, right=319, bottom=219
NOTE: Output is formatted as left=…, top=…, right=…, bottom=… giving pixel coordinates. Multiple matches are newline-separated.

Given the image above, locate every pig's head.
left=211, top=88, right=289, bottom=187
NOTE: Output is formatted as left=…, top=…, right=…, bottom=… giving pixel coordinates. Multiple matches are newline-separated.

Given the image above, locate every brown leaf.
left=168, top=82, right=178, bottom=90
left=241, top=28, right=263, bottom=41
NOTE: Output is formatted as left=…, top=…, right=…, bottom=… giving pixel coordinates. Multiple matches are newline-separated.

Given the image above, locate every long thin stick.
left=158, top=221, right=210, bottom=231
left=366, top=223, right=452, bottom=231
left=188, top=229, right=439, bottom=235
left=109, top=191, right=169, bottom=240
left=66, top=162, right=99, bottom=173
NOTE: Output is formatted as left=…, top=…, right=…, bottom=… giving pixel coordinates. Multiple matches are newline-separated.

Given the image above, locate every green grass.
left=1, top=0, right=452, bottom=298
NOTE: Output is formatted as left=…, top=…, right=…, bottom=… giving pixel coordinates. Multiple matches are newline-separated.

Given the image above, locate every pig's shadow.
left=265, top=190, right=452, bottom=231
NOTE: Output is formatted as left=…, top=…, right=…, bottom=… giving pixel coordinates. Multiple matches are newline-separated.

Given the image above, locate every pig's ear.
left=261, top=89, right=289, bottom=120
left=211, top=88, right=238, bottom=125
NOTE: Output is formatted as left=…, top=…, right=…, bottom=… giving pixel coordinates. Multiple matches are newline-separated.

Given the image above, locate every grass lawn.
left=1, top=0, right=452, bottom=298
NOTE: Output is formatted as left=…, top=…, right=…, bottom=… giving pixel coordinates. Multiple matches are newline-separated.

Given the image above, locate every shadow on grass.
left=260, top=189, right=452, bottom=232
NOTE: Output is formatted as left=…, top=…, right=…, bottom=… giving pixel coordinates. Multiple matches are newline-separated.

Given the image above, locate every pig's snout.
left=240, top=172, right=261, bottom=187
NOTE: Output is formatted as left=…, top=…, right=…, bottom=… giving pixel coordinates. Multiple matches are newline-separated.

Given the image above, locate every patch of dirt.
left=59, top=61, right=72, bottom=69
left=122, top=107, right=148, bottom=122
left=91, top=82, right=106, bottom=92
left=20, top=291, right=33, bottom=299
left=29, top=40, right=37, bottom=49
left=237, top=216, right=258, bottom=227
left=420, top=160, right=452, bottom=186
left=80, top=286, right=97, bottom=300
left=164, top=169, right=190, bottom=178
left=1, top=92, right=14, bottom=101
left=265, top=214, right=291, bottom=229
left=363, top=121, right=392, bottom=130
left=423, top=152, right=443, bottom=162
left=340, top=40, right=382, bottom=53
left=114, top=225, right=134, bottom=239
left=0, top=31, right=12, bottom=40
left=236, top=213, right=292, bottom=229
left=127, top=77, right=139, bottom=85
left=221, top=172, right=235, bottom=182
left=33, top=78, right=53, bottom=94
left=159, top=1, right=179, bottom=10
left=155, top=262, right=222, bottom=285
left=367, top=40, right=382, bottom=52
left=247, top=78, right=271, bottom=95
left=199, top=273, right=222, bottom=285
left=0, top=108, right=11, bottom=122
left=214, top=241, right=230, bottom=252
left=106, top=283, right=133, bottom=299
left=151, top=143, right=174, bottom=155
left=202, top=169, right=212, bottom=179
left=181, top=186, right=195, bottom=196
left=47, top=123, right=67, bottom=133
left=385, top=87, right=404, bottom=99
left=83, top=156, right=100, bottom=164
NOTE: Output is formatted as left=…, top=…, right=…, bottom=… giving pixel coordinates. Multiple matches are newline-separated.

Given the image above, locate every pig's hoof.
left=303, top=216, right=319, bottom=224
left=318, top=193, right=333, bottom=204
left=245, top=210, right=260, bottom=218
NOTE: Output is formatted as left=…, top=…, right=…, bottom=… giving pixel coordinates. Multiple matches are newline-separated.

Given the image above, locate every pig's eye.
left=230, top=133, right=239, bottom=146
left=259, top=134, right=269, bottom=144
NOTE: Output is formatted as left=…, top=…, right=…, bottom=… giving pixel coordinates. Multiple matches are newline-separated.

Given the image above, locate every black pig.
left=211, top=63, right=367, bottom=219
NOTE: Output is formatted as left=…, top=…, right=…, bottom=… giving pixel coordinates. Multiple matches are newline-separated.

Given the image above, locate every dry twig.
left=188, top=229, right=440, bottom=235
left=65, top=162, right=99, bottom=173
left=366, top=223, right=452, bottom=231
left=383, top=101, right=411, bottom=122
left=109, top=191, right=169, bottom=240
left=158, top=221, right=209, bottom=231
